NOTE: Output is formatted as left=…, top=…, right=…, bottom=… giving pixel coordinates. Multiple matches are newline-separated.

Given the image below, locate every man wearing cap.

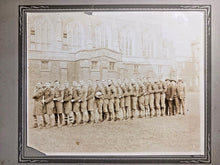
left=172, top=80, right=179, bottom=115
left=79, top=81, right=89, bottom=124
left=103, top=81, right=110, bottom=121
left=63, top=82, right=73, bottom=126
left=72, top=81, right=83, bottom=125
left=130, top=79, right=139, bottom=119
left=43, top=82, right=55, bottom=128
left=165, top=79, right=170, bottom=115
left=148, top=80, right=155, bottom=117
left=166, top=80, right=175, bottom=115
left=53, top=80, right=64, bottom=127
left=159, top=80, right=167, bottom=116
left=143, top=78, right=150, bottom=117
left=152, top=80, right=162, bottom=117
left=124, top=80, right=132, bottom=119
left=137, top=80, right=146, bottom=118
left=95, top=81, right=104, bottom=122
left=117, top=80, right=125, bottom=120
left=178, top=79, right=186, bottom=115
left=108, top=80, right=116, bottom=121
left=32, top=82, right=45, bottom=128
left=119, top=80, right=126, bottom=120
left=112, top=81, right=120, bottom=121
left=86, top=80, right=95, bottom=123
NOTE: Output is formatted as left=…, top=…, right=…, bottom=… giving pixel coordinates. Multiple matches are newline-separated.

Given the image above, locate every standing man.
left=159, top=80, right=167, bottom=116
left=118, top=80, right=126, bottom=120
left=165, top=79, right=170, bottom=115
left=95, top=81, right=104, bottom=122
left=124, top=80, right=132, bottom=120
left=32, top=82, right=45, bottom=128
left=178, top=79, right=186, bottom=115
left=53, top=80, right=64, bottom=127
left=80, top=81, right=89, bottom=124
left=103, top=81, right=110, bottom=121
left=87, top=80, right=95, bottom=123
left=72, top=81, right=82, bottom=125
left=152, top=81, right=161, bottom=117
left=148, top=80, right=155, bottom=117
left=43, top=82, right=54, bottom=128
left=108, top=80, right=116, bottom=121
left=63, top=82, right=73, bottom=126
left=172, top=80, right=179, bottom=115
left=114, top=80, right=122, bottom=121
left=143, top=77, right=150, bottom=117
left=131, top=79, right=138, bottom=119
left=137, top=80, right=146, bottom=118
left=166, top=79, right=174, bottom=116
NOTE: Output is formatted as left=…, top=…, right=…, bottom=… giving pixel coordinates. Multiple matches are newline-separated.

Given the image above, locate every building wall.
left=179, top=41, right=201, bottom=91
left=27, top=13, right=174, bottom=58
left=27, top=13, right=201, bottom=94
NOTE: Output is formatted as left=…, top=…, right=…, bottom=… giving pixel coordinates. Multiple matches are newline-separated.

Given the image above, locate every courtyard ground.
left=27, top=92, right=202, bottom=154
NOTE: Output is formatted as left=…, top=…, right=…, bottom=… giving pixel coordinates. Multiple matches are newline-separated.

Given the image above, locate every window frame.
left=40, top=60, right=51, bottom=72
left=90, top=60, right=99, bottom=71
left=134, top=64, right=139, bottom=73
left=109, top=61, right=116, bottom=72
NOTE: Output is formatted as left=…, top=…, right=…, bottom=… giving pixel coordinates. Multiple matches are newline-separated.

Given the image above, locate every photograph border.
left=18, top=4, right=211, bottom=163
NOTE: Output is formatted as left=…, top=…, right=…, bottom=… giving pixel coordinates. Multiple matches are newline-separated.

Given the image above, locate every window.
left=95, top=25, right=109, bottom=48
left=30, top=28, right=36, bottom=49
left=30, top=28, right=35, bottom=35
left=119, top=31, right=132, bottom=56
left=109, top=62, right=115, bottom=71
left=30, top=19, right=53, bottom=50
left=143, top=43, right=152, bottom=57
left=65, top=23, right=84, bottom=50
left=40, top=20, right=53, bottom=50
left=143, top=41, right=153, bottom=57
left=142, top=33, right=154, bottom=57
left=134, top=64, right=139, bottom=73
left=72, top=24, right=81, bottom=49
left=91, top=61, right=98, bottom=70
left=41, top=61, right=49, bottom=70
left=63, top=32, right=67, bottom=38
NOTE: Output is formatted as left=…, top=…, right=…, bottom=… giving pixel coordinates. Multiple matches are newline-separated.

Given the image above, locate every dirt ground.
left=27, top=92, right=202, bottom=154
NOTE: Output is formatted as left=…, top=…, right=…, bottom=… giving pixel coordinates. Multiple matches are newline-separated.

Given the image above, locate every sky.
left=93, top=11, right=205, bottom=58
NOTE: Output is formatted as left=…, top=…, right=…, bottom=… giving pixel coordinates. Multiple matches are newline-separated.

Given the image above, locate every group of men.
left=32, top=77, right=186, bottom=128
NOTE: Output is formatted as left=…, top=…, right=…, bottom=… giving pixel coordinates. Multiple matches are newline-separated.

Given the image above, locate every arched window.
left=66, top=22, right=84, bottom=51
left=142, top=33, right=153, bottom=57
left=95, top=25, right=109, bottom=48
left=119, top=30, right=132, bottom=56
left=39, top=20, right=53, bottom=50
left=30, top=18, right=53, bottom=50
left=30, top=26, right=36, bottom=49
left=56, top=16, right=62, bottom=41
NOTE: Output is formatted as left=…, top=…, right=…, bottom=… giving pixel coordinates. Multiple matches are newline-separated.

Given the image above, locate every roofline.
left=73, top=47, right=123, bottom=55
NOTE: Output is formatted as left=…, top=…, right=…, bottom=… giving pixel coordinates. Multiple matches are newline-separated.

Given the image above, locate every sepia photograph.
left=22, top=6, right=209, bottom=162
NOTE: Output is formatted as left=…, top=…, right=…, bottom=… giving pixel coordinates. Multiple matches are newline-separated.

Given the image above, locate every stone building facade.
left=27, top=13, right=200, bottom=91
